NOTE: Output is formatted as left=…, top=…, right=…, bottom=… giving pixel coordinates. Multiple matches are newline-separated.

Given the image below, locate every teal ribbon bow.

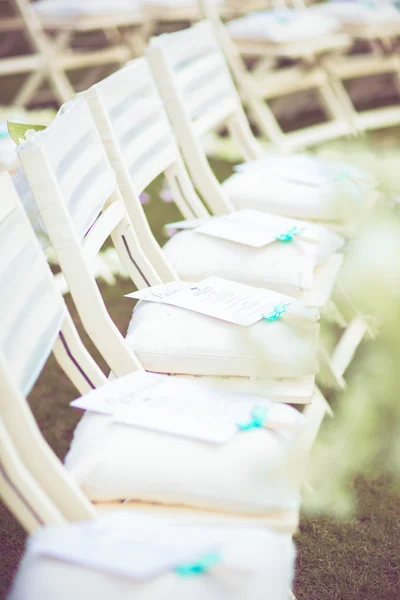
left=175, top=552, right=222, bottom=577
left=276, top=226, right=303, bottom=243
left=237, top=406, right=269, bottom=432
left=262, top=301, right=289, bottom=322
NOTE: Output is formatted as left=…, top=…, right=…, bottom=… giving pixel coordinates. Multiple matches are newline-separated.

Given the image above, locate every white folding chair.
left=83, top=58, right=347, bottom=388
left=0, top=171, right=315, bottom=529
left=146, top=22, right=379, bottom=234
left=17, top=96, right=328, bottom=407
left=200, top=0, right=355, bottom=151
left=310, top=1, right=400, bottom=132
left=0, top=0, right=146, bottom=107
left=146, top=22, right=375, bottom=389
left=84, top=57, right=343, bottom=294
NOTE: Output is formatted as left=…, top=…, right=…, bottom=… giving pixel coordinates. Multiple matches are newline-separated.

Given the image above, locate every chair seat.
left=313, top=1, right=400, bottom=26
left=222, top=155, right=378, bottom=225
left=226, top=9, right=340, bottom=45
left=65, top=400, right=304, bottom=515
left=125, top=297, right=319, bottom=379
left=9, top=514, right=294, bottom=600
left=34, top=0, right=143, bottom=18
left=162, top=224, right=344, bottom=298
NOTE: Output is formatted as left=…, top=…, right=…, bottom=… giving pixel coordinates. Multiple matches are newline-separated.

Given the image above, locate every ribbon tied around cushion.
left=237, top=406, right=269, bottom=432
left=276, top=225, right=303, bottom=243
left=175, top=552, right=223, bottom=577
left=262, top=301, right=289, bottom=322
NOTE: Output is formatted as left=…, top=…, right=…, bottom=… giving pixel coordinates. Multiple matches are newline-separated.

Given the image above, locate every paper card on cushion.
left=196, top=210, right=320, bottom=248
left=71, top=375, right=305, bottom=443
left=28, top=513, right=223, bottom=580
left=126, top=277, right=318, bottom=327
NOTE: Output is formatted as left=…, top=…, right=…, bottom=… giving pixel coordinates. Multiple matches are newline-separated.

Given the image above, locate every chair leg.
left=317, top=341, right=346, bottom=391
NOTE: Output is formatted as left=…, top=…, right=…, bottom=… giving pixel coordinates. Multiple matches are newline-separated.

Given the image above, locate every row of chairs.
left=3, top=0, right=400, bottom=151
left=1, top=18, right=378, bottom=600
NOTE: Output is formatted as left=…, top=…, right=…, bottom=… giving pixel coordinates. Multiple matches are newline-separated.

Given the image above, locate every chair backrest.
left=84, top=57, right=210, bottom=282
left=0, top=171, right=66, bottom=397
left=147, top=21, right=264, bottom=215
left=198, top=0, right=288, bottom=149
left=17, top=97, right=157, bottom=377
left=0, top=173, right=103, bottom=525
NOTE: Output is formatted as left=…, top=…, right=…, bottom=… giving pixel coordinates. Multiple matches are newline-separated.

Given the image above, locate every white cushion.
left=143, top=0, right=222, bottom=5
left=125, top=300, right=319, bottom=378
left=163, top=224, right=344, bottom=298
left=313, top=1, right=400, bottom=25
left=223, top=156, right=378, bottom=224
left=65, top=401, right=304, bottom=514
left=34, top=0, right=142, bottom=17
left=10, top=515, right=295, bottom=600
left=227, top=9, right=339, bottom=43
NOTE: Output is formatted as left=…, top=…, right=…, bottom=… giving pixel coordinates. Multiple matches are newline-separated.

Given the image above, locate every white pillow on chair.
left=222, top=169, right=378, bottom=225
left=9, top=514, right=295, bottom=600
left=226, top=9, right=340, bottom=43
left=65, top=403, right=305, bottom=515
left=163, top=226, right=344, bottom=298
left=125, top=299, right=319, bottom=378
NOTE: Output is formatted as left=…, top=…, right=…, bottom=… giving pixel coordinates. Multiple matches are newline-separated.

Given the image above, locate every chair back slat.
left=32, top=99, right=117, bottom=241
left=91, top=59, right=178, bottom=194
left=150, top=22, right=239, bottom=134
left=0, top=174, right=65, bottom=396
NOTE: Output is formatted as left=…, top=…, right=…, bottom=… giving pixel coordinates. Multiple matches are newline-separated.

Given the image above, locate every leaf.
left=7, top=122, right=46, bottom=145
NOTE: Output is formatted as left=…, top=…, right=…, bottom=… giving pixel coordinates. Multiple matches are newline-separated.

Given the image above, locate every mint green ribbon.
left=237, top=406, right=269, bottom=432
left=175, top=552, right=222, bottom=577
left=276, top=226, right=303, bottom=243
left=262, top=301, right=289, bottom=322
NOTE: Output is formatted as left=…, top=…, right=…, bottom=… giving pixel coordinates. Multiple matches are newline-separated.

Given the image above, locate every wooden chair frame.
left=0, top=0, right=147, bottom=107
left=299, top=0, right=400, bottom=132
left=146, top=21, right=373, bottom=390
left=204, top=0, right=355, bottom=150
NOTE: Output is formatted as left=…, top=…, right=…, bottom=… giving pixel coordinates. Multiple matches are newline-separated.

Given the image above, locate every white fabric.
left=64, top=399, right=304, bottom=513
left=125, top=298, right=319, bottom=378
left=223, top=156, right=378, bottom=225
left=34, top=0, right=142, bottom=17
left=10, top=514, right=295, bottom=600
left=313, top=1, right=400, bottom=25
left=227, top=9, right=340, bottom=43
left=143, top=0, right=221, bottom=5
left=12, top=168, right=50, bottom=250
left=163, top=225, right=344, bottom=298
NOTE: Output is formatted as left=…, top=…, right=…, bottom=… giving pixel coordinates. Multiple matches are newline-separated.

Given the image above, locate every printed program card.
left=71, top=377, right=305, bottom=442
left=29, top=513, right=222, bottom=580
left=125, top=276, right=316, bottom=327
left=196, top=209, right=320, bottom=248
